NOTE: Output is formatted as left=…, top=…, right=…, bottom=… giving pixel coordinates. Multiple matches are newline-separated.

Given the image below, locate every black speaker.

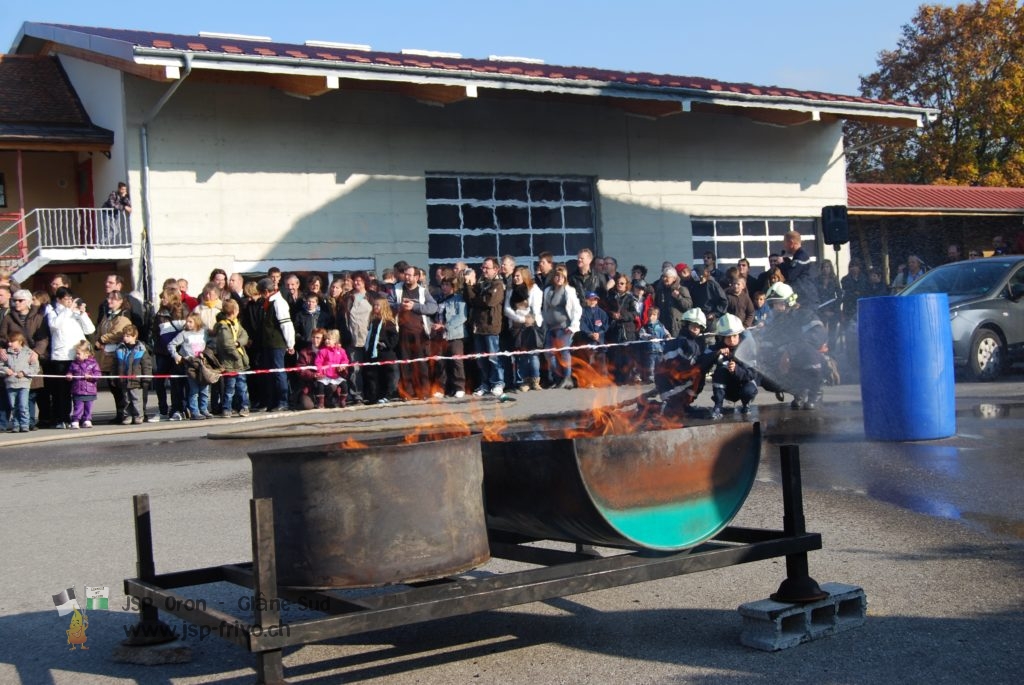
left=821, top=205, right=849, bottom=246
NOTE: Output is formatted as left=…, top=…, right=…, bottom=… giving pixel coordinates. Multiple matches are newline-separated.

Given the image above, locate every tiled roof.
left=30, top=24, right=919, bottom=110
left=848, top=183, right=1024, bottom=213
left=0, top=54, right=113, bottom=148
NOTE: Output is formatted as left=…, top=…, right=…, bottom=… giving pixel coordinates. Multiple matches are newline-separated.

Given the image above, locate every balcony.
left=0, top=208, right=133, bottom=282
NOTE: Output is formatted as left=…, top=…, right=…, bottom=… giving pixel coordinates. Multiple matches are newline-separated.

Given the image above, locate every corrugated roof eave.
left=17, top=22, right=935, bottom=126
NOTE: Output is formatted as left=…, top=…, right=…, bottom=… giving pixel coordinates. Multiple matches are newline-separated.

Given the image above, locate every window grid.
left=426, top=173, right=596, bottom=267
left=692, top=217, right=816, bottom=273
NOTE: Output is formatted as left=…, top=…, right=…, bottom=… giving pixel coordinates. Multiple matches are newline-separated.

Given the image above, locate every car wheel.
left=968, top=329, right=1004, bottom=381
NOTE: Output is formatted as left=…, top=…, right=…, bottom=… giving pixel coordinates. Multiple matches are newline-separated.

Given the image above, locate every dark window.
left=530, top=206, right=563, bottom=230
left=692, top=220, right=715, bottom=237
left=463, top=233, right=498, bottom=258
left=742, top=220, right=767, bottom=236
left=426, top=204, right=461, bottom=229
left=461, top=178, right=494, bottom=201
left=425, top=177, right=459, bottom=199
left=533, top=233, right=565, bottom=255
left=529, top=180, right=562, bottom=202
left=428, top=234, right=461, bottom=259
left=692, top=241, right=716, bottom=260
left=426, top=174, right=595, bottom=265
left=718, top=242, right=742, bottom=260
left=693, top=217, right=816, bottom=277
left=496, top=206, right=530, bottom=230
left=495, top=179, right=528, bottom=202
left=745, top=242, right=768, bottom=258
left=716, top=221, right=741, bottom=237
left=499, top=233, right=532, bottom=255
left=562, top=181, right=592, bottom=202
left=462, top=204, right=496, bottom=230
left=793, top=219, right=816, bottom=236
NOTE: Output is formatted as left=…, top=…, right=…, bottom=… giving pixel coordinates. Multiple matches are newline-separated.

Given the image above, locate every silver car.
left=900, top=256, right=1024, bottom=380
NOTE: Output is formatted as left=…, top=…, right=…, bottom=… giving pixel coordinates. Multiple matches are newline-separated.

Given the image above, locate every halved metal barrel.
left=250, top=433, right=490, bottom=588
left=482, top=422, right=761, bottom=551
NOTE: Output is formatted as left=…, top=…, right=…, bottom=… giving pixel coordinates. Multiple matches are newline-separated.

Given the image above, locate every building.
left=2, top=22, right=932, bottom=302
left=848, top=183, right=1024, bottom=280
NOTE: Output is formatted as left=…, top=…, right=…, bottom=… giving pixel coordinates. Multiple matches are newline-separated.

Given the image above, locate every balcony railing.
left=0, top=208, right=133, bottom=278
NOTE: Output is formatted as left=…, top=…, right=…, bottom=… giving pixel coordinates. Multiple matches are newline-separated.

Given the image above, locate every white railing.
left=0, top=208, right=132, bottom=273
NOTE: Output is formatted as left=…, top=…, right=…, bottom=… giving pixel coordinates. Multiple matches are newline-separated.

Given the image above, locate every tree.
left=845, top=0, right=1024, bottom=187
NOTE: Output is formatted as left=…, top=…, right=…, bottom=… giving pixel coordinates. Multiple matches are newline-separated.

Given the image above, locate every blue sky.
left=4, top=0, right=945, bottom=96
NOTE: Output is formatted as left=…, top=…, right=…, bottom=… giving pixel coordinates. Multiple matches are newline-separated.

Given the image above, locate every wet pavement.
left=754, top=386, right=1024, bottom=541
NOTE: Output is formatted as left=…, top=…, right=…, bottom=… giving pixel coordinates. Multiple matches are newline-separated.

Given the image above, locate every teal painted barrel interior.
left=482, top=422, right=761, bottom=551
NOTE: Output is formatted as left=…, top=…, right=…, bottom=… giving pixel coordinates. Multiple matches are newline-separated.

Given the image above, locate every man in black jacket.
left=780, top=230, right=819, bottom=307
left=464, top=258, right=506, bottom=396
left=569, top=249, right=605, bottom=304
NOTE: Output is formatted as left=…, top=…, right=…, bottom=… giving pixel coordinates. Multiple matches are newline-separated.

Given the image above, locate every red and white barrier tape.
left=31, top=337, right=669, bottom=382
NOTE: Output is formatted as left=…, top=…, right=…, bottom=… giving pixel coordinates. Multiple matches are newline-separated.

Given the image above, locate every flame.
left=366, top=351, right=710, bottom=447
left=570, top=357, right=615, bottom=390
left=479, top=413, right=508, bottom=442
left=402, top=408, right=473, bottom=444
left=338, top=436, right=369, bottom=449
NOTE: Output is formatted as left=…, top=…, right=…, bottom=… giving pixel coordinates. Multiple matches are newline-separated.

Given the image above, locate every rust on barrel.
left=249, top=432, right=489, bottom=589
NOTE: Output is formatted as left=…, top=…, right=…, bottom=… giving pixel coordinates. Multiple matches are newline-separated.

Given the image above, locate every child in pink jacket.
left=314, top=329, right=350, bottom=408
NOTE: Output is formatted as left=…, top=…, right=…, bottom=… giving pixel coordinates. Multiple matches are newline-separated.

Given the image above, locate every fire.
left=338, top=436, right=369, bottom=449
left=355, top=355, right=707, bottom=447
left=478, top=413, right=508, bottom=442
left=402, top=409, right=473, bottom=444
left=570, top=357, right=615, bottom=390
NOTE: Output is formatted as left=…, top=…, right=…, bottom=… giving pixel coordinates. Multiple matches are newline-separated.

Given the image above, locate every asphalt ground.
left=0, top=378, right=1022, bottom=684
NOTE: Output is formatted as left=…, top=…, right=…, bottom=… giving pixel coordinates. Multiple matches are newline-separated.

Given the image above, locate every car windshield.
left=901, top=261, right=1012, bottom=297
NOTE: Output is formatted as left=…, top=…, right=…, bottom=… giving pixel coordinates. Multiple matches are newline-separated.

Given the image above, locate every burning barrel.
left=250, top=432, right=489, bottom=588
left=482, top=422, right=761, bottom=551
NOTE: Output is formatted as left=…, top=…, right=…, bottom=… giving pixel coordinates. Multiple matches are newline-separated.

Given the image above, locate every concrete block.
left=738, top=582, right=866, bottom=651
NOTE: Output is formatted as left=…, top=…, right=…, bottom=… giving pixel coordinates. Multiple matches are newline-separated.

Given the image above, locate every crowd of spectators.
left=1, top=228, right=1021, bottom=426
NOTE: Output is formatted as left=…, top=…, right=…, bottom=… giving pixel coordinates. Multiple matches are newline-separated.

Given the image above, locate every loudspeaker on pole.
left=821, top=205, right=849, bottom=246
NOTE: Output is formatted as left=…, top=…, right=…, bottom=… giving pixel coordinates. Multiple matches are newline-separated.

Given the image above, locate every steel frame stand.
left=123, top=445, right=823, bottom=684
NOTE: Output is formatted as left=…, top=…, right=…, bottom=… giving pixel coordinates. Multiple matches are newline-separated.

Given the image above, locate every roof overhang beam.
left=127, top=48, right=934, bottom=127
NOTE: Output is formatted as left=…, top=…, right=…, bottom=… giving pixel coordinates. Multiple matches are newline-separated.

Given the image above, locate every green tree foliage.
left=845, top=0, right=1024, bottom=186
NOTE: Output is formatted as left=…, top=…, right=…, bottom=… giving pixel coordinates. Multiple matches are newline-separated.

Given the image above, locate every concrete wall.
left=58, top=55, right=130, bottom=207
left=118, top=75, right=847, bottom=290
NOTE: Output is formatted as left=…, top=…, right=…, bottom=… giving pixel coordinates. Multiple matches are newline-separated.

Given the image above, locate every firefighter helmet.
left=681, top=308, right=707, bottom=330
left=766, top=282, right=797, bottom=306
left=715, top=313, right=745, bottom=336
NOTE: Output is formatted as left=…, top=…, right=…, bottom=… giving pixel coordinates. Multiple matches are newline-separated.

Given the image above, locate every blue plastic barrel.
left=857, top=293, right=956, bottom=441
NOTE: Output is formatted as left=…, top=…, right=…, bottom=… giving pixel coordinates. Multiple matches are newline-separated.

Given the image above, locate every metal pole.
left=770, top=445, right=827, bottom=603
left=122, top=494, right=177, bottom=645
left=252, top=498, right=287, bottom=684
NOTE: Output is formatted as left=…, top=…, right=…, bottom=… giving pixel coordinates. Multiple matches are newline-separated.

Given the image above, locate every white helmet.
left=766, top=282, right=797, bottom=306
left=681, top=308, right=707, bottom=330
left=715, top=313, right=745, bottom=336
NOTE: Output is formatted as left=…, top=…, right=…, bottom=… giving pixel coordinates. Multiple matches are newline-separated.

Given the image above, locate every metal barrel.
left=482, top=422, right=761, bottom=551
left=249, top=433, right=490, bottom=588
